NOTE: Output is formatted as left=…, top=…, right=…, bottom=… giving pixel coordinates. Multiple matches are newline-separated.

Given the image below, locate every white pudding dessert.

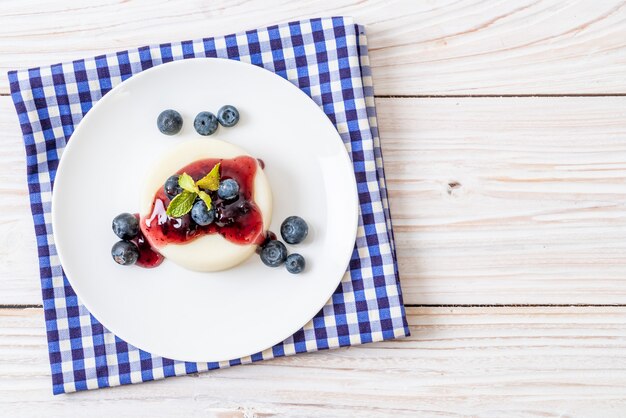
left=139, top=139, right=272, bottom=272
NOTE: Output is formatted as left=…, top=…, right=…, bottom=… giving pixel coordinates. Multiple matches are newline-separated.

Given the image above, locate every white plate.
left=52, top=59, right=358, bottom=363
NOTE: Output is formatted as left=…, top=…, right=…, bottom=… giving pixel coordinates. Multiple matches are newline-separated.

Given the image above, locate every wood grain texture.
left=2, top=96, right=626, bottom=304
left=1, top=307, right=625, bottom=417
left=1, top=0, right=626, bottom=95
left=3, top=1, right=626, bottom=413
left=0, top=98, right=40, bottom=305
left=379, top=96, right=626, bottom=304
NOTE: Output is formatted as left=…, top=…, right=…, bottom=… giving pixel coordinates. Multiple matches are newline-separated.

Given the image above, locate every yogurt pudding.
left=139, top=139, right=272, bottom=271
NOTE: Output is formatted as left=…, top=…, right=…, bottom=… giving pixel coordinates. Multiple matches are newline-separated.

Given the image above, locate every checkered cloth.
left=8, top=16, right=409, bottom=394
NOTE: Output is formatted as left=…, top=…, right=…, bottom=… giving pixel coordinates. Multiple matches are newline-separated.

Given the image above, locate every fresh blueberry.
left=217, top=105, right=240, bottom=127
left=280, top=216, right=308, bottom=244
left=164, top=175, right=183, bottom=199
left=256, top=231, right=277, bottom=254
left=218, top=178, right=239, bottom=200
left=285, top=253, right=305, bottom=274
left=194, top=111, right=218, bottom=136
left=112, top=213, right=139, bottom=240
left=260, top=240, right=288, bottom=267
left=191, top=200, right=215, bottom=226
left=111, top=240, right=139, bottom=266
left=157, top=109, right=183, bottom=135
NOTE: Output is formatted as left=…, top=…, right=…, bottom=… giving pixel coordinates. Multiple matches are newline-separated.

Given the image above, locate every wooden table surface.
left=2, top=1, right=626, bottom=416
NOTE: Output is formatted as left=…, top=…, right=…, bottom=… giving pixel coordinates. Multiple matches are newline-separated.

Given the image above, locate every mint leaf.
left=166, top=190, right=196, bottom=217
left=178, top=172, right=198, bottom=193
left=196, top=163, right=221, bottom=191
left=197, top=190, right=212, bottom=209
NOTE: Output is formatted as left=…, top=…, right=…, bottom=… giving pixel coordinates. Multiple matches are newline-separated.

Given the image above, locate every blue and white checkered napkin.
left=8, top=17, right=409, bottom=394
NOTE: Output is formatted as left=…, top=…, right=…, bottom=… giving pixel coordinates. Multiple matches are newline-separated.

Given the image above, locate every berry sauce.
left=141, top=156, right=264, bottom=252
left=132, top=214, right=164, bottom=268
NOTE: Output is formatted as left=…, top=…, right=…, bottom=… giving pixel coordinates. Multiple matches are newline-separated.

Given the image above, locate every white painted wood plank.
left=1, top=307, right=625, bottom=417
left=379, top=96, right=626, bottom=304
left=2, top=96, right=626, bottom=304
left=1, top=0, right=626, bottom=95
left=0, top=98, right=40, bottom=305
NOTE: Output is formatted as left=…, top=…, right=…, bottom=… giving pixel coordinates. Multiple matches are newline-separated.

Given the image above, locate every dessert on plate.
left=139, top=138, right=272, bottom=271
left=110, top=106, right=308, bottom=274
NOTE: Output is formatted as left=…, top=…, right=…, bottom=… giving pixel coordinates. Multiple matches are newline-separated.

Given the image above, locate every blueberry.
left=217, top=105, right=240, bottom=127
left=111, top=240, right=139, bottom=266
left=194, top=111, right=218, bottom=136
left=191, top=200, right=215, bottom=226
left=260, top=240, right=288, bottom=267
left=157, top=109, right=183, bottom=135
left=112, top=213, right=139, bottom=240
left=218, top=178, right=239, bottom=200
left=164, top=175, right=183, bottom=199
left=285, top=253, right=305, bottom=274
left=280, top=216, right=308, bottom=244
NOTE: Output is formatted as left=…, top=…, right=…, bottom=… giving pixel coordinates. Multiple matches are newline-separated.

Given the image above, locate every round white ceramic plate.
left=51, top=58, right=358, bottom=363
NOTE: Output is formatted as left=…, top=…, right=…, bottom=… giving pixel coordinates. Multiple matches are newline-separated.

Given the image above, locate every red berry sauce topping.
left=129, top=214, right=165, bottom=268
left=141, top=156, right=265, bottom=250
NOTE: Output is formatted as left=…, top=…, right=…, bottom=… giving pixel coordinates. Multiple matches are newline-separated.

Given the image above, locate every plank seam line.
left=375, top=94, right=626, bottom=98
left=3, top=93, right=626, bottom=98
left=2, top=304, right=626, bottom=310
left=405, top=304, right=626, bottom=307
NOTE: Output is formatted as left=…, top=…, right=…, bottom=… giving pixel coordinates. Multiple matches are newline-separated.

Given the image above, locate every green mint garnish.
left=178, top=172, right=198, bottom=193
left=197, top=190, right=212, bottom=209
left=165, top=190, right=196, bottom=217
left=165, top=164, right=221, bottom=218
left=196, top=163, right=221, bottom=191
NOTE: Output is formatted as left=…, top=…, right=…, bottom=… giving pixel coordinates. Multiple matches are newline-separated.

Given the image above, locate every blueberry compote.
left=142, top=156, right=264, bottom=252
left=131, top=214, right=165, bottom=268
